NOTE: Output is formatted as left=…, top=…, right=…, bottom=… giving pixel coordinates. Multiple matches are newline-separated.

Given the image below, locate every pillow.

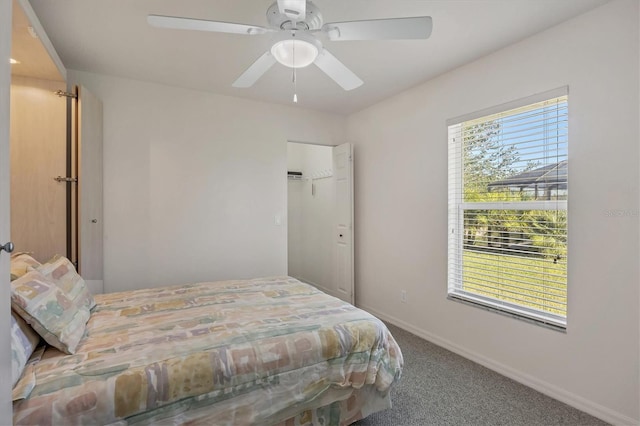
left=37, top=255, right=95, bottom=310
left=10, top=252, right=41, bottom=281
left=11, top=269, right=90, bottom=354
left=10, top=311, right=40, bottom=387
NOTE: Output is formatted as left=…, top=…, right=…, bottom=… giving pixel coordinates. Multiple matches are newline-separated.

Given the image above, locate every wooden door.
left=333, top=143, right=354, bottom=304
left=9, top=76, right=67, bottom=262
left=77, top=85, right=103, bottom=293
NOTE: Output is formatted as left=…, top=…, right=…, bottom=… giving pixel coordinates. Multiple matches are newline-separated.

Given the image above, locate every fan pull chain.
left=293, top=68, right=298, bottom=103
left=292, top=38, right=298, bottom=103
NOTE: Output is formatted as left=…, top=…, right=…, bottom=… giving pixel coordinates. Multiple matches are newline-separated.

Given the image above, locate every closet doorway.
left=9, top=0, right=104, bottom=293
left=287, top=141, right=354, bottom=304
left=10, top=0, right=67, bottom=261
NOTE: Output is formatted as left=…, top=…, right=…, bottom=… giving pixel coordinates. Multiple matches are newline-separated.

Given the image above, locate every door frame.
left=0, top=0, right=13, bottom=419
left=285, top=139, right=355, bottom=304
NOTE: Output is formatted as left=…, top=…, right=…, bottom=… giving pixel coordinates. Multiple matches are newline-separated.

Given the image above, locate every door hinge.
left=55, top=90, right=77, bottom=99
left=54, top=176, right=78, bottom=183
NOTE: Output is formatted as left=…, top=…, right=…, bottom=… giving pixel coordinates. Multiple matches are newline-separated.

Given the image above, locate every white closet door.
left=77, top=85, right=103, bottom=294
left=333, top=143, right=354, bottom=304
left=0, top=0, right=13, bottom=419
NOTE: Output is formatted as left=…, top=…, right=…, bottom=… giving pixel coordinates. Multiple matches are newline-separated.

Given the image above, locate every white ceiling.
left=28, top=0, right=607, bottom=115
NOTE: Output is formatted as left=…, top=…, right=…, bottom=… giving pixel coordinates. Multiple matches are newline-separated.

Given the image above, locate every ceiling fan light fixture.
left=148, top=2, right=432, bottom=91
left=271, top=33, right=320, bottom=68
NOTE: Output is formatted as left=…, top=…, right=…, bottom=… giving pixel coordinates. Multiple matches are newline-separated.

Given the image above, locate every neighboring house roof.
left=488, top=160, right=567, bottom=191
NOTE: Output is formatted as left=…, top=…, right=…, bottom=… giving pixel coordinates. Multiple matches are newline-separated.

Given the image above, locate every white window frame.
left=447, top=87, right=568, bottom=330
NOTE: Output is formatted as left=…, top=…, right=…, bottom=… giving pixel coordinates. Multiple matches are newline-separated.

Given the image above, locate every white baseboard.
left=358, top=303, right=638, bottom=426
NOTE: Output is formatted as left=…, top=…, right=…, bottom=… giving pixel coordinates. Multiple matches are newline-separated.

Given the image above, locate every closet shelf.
left=287, top=171, right=303, bottom=180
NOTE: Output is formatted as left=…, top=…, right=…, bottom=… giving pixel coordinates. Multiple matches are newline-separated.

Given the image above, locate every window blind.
left=448, top=88, right=568, bottom=328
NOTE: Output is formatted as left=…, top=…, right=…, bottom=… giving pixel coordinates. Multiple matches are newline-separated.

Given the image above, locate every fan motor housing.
left=266, top=1, right=323, bottom=31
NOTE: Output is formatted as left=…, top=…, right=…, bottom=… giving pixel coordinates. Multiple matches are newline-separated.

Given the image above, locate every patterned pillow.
left=11, top=269, right=91, bottom=354
left=10, top=311, right=40, bottom=387
left=10, top=252, right=41, bottom=281
left=37, top=255, right=95, bottom=310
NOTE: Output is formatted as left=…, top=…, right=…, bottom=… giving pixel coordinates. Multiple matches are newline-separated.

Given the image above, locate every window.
left=447, top=88, right=568, bottom=329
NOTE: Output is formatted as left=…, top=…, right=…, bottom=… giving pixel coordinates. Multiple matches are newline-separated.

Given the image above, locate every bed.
left=11, top=272, right=403, bottom=425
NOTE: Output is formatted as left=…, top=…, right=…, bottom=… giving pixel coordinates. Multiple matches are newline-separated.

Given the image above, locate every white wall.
left=287, top=143, right=335, bottom=292
left=346, top=1, right=639, bottom=424
left=287, top=178, right=303, bottom=278
left=287, top=143, right=333, bottom=179
left=68, top=70, right=346, bottom=293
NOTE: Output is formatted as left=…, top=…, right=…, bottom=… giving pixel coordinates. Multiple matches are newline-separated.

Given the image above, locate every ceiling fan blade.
left=277, top=0, right=306, bottom=21
left=232, top=51, right=277, bottom=88
left=314, top=49, right=363, bottom=91
left=322, top=16, right=432, bottom=41
left=148, top=14, right=272, bottom=35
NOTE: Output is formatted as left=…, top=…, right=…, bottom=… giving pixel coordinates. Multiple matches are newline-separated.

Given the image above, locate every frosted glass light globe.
left=271, top=38, right=318, bottom=68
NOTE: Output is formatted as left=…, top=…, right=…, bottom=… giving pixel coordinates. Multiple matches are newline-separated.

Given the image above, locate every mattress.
left=13, top=276, right=403, bottom=425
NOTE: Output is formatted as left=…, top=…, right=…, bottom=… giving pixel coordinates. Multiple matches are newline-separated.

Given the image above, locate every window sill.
left=447, top=293, right=567, bottom=333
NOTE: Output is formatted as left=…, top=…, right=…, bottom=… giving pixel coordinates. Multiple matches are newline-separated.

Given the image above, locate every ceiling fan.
left=148, top=0, right=432, bottom=91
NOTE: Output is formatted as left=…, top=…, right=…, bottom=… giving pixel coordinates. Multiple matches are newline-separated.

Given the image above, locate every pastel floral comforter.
left=13, top=277, right=403, bottom=425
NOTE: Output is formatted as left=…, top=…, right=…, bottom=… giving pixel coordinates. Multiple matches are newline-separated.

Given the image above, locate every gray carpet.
left=353, top=323, right=607, bottom=426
